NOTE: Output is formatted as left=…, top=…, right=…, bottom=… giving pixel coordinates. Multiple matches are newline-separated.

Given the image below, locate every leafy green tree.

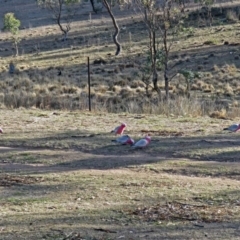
left=37, top=0, right=81, bottom=41
left=3, top=13, right=21, bottom=56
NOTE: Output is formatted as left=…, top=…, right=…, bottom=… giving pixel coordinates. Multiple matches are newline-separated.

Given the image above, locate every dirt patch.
left=162, top=168, right=240, bottom=180
left=128, top=201, right=237, bottom=223
left=0, top=174, right=44, bottom=187
left=141, top=130, right=184, bottom=137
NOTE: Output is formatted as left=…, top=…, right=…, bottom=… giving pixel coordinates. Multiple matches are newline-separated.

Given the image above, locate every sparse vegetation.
left=0, top=2, right=240, bottom=238
left=3, top=12, right=21, bottom=56
left=37, top=0, right=81, bottom=41
left=0, top=1, right=239, bottom=118
left=0, top=109, right=240, bottom=239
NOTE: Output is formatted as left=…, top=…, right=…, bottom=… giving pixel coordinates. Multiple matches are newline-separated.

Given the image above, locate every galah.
left=132, top=135, right=151, bottom=149
left=0, top=127, right=3, bottom=134
left=111, top=123, right=126, bottom=135
left=112, top=135, right=134, bottom=145
left=223, top=123, right=240, bottom=132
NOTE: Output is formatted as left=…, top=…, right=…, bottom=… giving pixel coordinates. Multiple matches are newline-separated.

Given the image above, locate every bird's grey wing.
left=229, top=124, right=238, bottom=131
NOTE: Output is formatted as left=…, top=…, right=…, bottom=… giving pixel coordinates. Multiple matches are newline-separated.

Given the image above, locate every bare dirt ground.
left=0, top=109, right=240, bottom=239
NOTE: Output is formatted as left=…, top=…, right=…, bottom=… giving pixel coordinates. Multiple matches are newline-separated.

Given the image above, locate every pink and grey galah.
left=112, top=135, right=134, bottom=145
left=132, top=135, right=151, bottom=149
left=0, top=127, right=3, bottom=134
left=223, top=123, right=240, bottom=132
left=111, top=123, right=126, bottom=135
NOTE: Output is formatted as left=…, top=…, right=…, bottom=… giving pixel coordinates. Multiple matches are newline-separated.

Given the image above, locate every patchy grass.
left=0, top=0, right=240, bottom=238
left=0, top=109, right=240, bottom=239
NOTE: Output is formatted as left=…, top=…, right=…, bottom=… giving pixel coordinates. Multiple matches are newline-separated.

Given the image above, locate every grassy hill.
left=0, top=0, right=240, bottom=118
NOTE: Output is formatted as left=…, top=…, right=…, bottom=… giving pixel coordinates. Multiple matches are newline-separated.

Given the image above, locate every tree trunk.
left=102, top=0, right=121, bottom=56
left=56, top=1, right=70, bottom=41
left=164, top=66, right=169, bottom=101
left=89, top=0, right=98, bottom=13
left=144, top=9, right=161, bottom=98
left=14, top=41, right=18, bottom=57
left=186, top=79, right=191, bottom=98
left=163, top=27, right=169, bottom=101
left=62, top=31, right=68, bottom=42
left=152, top=30, right=160, bottom=94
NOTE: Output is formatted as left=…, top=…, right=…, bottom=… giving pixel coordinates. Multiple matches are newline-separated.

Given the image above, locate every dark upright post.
left=88, top=57, right=91, bottom=111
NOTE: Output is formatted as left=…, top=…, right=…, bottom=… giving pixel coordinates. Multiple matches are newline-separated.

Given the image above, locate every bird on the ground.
left=112, top=135, right=134, bottom=145
left=132, top=135, right=151, bottom=149
left=223, top=123, right=240, bottom=132
left=111, top=123, right=126, bottom=135
left=0, top=127, right=3, bottom=133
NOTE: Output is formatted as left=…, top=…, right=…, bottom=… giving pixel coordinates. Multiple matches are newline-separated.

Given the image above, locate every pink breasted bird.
left=223, top=123, right=240, bottom=132
left=111, top=123, right=126, bottom=135
left=112, top=135, right=134, bottom=145
left=0, top=127, right=3, bottom=134
left=132, top=135, right=151, bottom=149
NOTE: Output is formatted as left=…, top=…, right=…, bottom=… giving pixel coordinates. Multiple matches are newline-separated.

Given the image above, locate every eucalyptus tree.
left=133, top=0, right=187, bottom=100
left=37, top=0, right=81, bottom=41
left=3, top=12, right=21, bottom=56
left=102, top=0, right=122, bottom=55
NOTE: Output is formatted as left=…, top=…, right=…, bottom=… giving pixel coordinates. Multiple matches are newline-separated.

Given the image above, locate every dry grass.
left=209, top=109, right=227, bottom=119
left=0, top=109, right=240, bottom=239
left=0, top=2, right=239, bottom=118
left=1, top=2, right=240, bottom=238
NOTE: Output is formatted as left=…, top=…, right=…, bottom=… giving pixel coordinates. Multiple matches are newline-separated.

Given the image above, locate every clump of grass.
left=34, top=84, right=49, bottom=95
left=135, top=86, right=145, bottom=93
left=114, top=78, right=128, bottom=87
left=226, top=10, right=239, bottom=23
left=60, top=85, right=80, bottom=94
left=231, top=100, right=239, bottom=107
left=112, top=85, right=122, bottom=93
left=190, top=83, right=201, bottom=91
left=119, top=86, right=134, bottom=98
left=196, top=80, right=206, bottom=89
left=228, top=107, right=240, bottom=118
left=225, top=64, right=238, bottom=75
left=13, top=77, right=33, bottom=91
left=4, top=91, right=37, bottom=108
left=232, top=79, right=240, bottom=88
left=209, top=109, right=227, bottom=119
left=95, top=84, right=108, bottom=94
left=223, top=83, right=234, bottom=96
left=203, top=39, right=217, bottom=45
left=202, top=84, right=214, bottom=93
left=212, top=64, right=220, bottom=72
left=235, top=86, right=240, bottom=95
left=48, top=84, right=59, bottom=92
left=130, top=79, right=145, bottom=88
left=173, top=84, right=186, bottom=96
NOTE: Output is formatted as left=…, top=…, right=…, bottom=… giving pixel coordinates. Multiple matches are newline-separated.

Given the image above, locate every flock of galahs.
left=110, top=122, right=240, bottom=149
left=111, top=123, right=151, bottom=148
left=0, top=123, right=239, bottom=146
